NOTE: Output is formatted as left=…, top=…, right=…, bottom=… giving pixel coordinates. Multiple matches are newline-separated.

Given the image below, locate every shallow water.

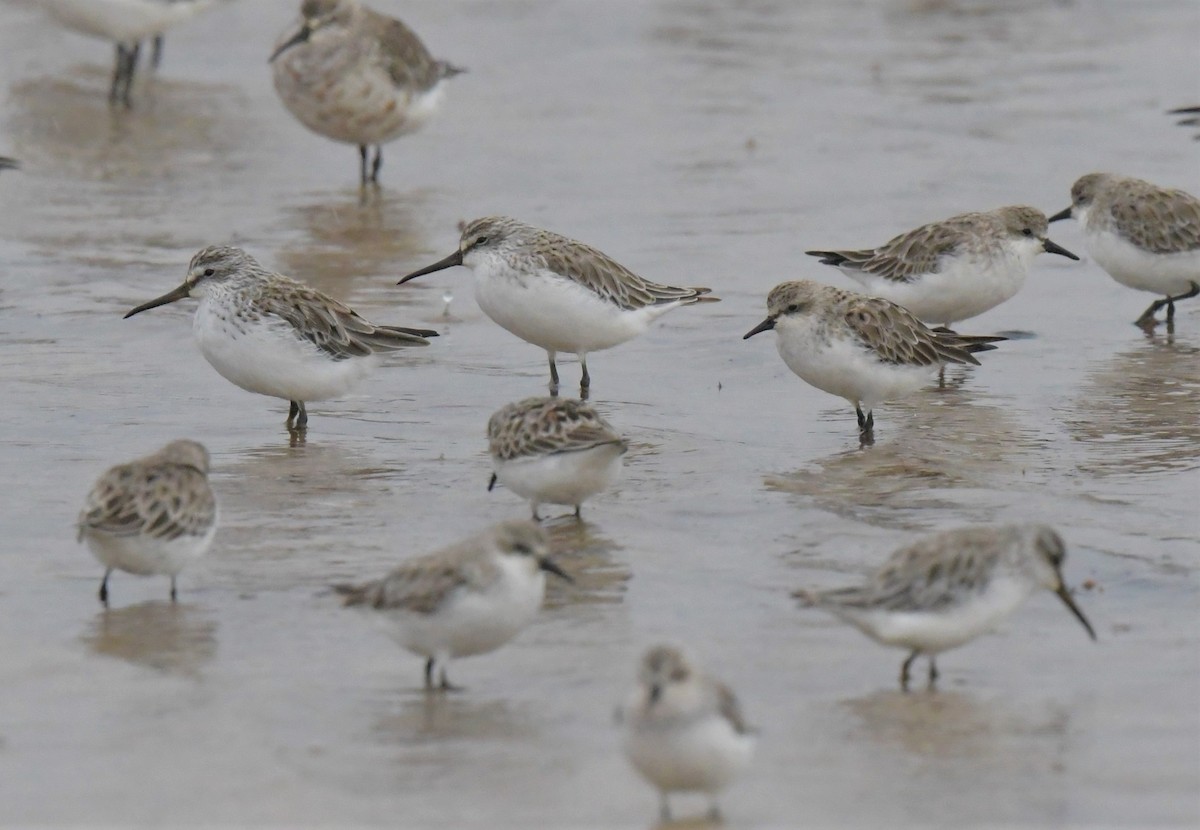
left=0, top=0, right=1197, bottom=827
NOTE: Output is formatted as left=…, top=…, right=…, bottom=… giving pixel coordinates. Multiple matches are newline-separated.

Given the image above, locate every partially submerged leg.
left=99, top=568, right=112, bottom=606
left=358, top=145, right=369, bottom=187
left=424, top=657, right=435, bottom=689
left=928, top=656, right=939, bottom=689
left=900, top=650, right=919, bottom=691
left=294, top=401, right=308, bottom=429
left=287, top=400, right=300, bottom=427
left=579, top=354, right=591, bottom=395
left=370, top=145, right=383, bottom=184
left=151, top=35, right=164, bottom=69
left=170, top=576, right=177, bottom=603
left=438, top=664, right=462, bottom=692
left=547, top=352, right=560, bottom=395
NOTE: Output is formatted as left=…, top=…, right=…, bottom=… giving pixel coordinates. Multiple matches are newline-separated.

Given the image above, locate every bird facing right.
left=806, top=205, right=1079, bottom=328
left=271, top=0, right=463, bottom=186
left=487, top=396, right=628, bottom=521
left=743, top=280, right=1005, bottom=442
left=617, top=645, right=755, bottom=823
left=1049, top=173, right=1200, bottom=329
left=333, top=520, right=571, bottom=691
left=795, top=524, right=1096, bottom=691
left=78, top=439, right=217, bottom=606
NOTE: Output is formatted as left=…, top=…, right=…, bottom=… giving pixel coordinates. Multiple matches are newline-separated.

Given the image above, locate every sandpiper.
left=617, top=645, right=755, bottom=823
left=1050, top=173, right=1200, bottom=328
left=398, top=216, right=719, bottom=396
left=44, top=0, right=222, bottom=106
left=795, top=524, right=1096, bottom=690
left=124, top=246, right=437, bottom=430
left=806, top=206, right=1078, bottom=328
left=334, top=520, right=572, bottom=690
left=487, top=396, right=628, bottom=520
left=270, top=0, right=464, bottom=187
left=743, top=280, right=1004, bottom=443
left=78, top=439, right=217, bottom=606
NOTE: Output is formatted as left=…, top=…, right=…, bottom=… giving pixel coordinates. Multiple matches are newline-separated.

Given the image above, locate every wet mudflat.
left=0, top=0, right=1197, bottom=827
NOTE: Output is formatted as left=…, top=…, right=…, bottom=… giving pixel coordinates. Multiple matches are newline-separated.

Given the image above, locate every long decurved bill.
left=269, top=25, right=311, bottom=63
left=539, top=558, right=574, bottom=583
left=124, top=283, right=192, bottom=318
left=743, top=318, right=775, bottom=339
left=397, top=250, right=464, bottom=285
left=1043, top=239, right=1079, bottom=260
left=1047, top=206, right=1073, bottom=223
left=1055, top=584, right=1097, bottom=640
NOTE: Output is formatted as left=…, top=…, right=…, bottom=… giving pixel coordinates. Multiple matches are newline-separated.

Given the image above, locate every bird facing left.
left=124, top=246, right=438, bottom=430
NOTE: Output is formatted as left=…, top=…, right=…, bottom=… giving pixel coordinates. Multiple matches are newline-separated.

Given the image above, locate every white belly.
left=384, top=566, right=545, bottom=661
left=494, top=444, right=625, bottom=508
left=193, top=303, right=376, bottom=403
left=46, top=0, right=214, bottom=43
left=848, top=576, right=1033, bottom=654
left=474, top=265, right=672, bottom=356
left=622, top=716, right=754, bottom=795
left=843, top=252, right=1029, bottom=326
left=776, top=324, right=933, bottom=410
left=1085, top=229, right=1200, bottom=296
left=273, top=51, right=445, bottom=146
left=83, top=521, right=215, bottom=578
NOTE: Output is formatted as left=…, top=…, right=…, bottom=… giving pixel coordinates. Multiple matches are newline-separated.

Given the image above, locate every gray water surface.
left=0, top=1, right=1197, bottom=827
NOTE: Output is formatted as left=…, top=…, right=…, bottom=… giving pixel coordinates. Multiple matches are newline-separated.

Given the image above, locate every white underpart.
left=773, top=314, right=935, bottom=411
left=192, top=292, right=377, bottom=403
left=1076, top=207, right=1200, bottom=296
left=272, top=28, right=447, bottom=146
left=494, top=444, right=625, bottom=512
left=621, top=705, right=754, bottom=796
left=842, top=237, right=1043, bottom=326
left=469, top=255, right=684, bottom=358
left=838, top=573, right=1033, bottom=655
left=83, top=518, right=216, bottom=578
left=45, top=0, right=217, bottom=44
left=377, top=556, right=546, bottom=664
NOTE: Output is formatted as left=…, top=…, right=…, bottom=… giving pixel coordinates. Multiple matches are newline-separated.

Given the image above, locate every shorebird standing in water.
left=271, top=0, right=464, bottom=187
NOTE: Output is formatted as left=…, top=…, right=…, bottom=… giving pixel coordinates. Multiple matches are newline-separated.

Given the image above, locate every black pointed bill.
left=1043, top=238, right=1080, bottom=260
left=1048, top=206, right=1073, bottom=223
left=743, top=317, right=775, bottom=339
left=269, top=25, right=312, bottom=63
left=487, top=473, right=497, bottom=492
left=1055, top=583, right=1097, bottom=641
left=397, top=249, right=464, bottom=285
left=124, top=282, right=193, bottom=318
left=538, top=558, right=573, bottom=583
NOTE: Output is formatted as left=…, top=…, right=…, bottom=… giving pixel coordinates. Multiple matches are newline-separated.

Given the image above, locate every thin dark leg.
left=287, top=400, right=300, bottom=427
left=659, top=793, right=671, bottom=822
left=295, top=401, right=308, bottom=428
left=121, top=42, right=140, bottom=108
left=109, top=45, right=124, bottom=104
left=928, top=656, right=939, bottom=689
left=856, top=405, right=868, bottom=429
left=1136, top=283, right=1199, bottom=328
left=151, top=35, right=164, bottom=69
left=370, top=145, right=383, bottom=184
left=857, top=406, right=875, bottom=446
left=574, top=505, right=582, bottom=519
left=580, top=356, right=590, bottom=391
left=424, top=657, right=435, bottom=689
left=438, top=665, right=461, bottom=692
left=170, top=576, right=177, bottom=603
left=548, top=353, right=560, bottom=395
left=99, top=569, right=112, bottom=606
left=358, top=144, right=369, bottom=187
left=900, top=650, right=919, bottom=691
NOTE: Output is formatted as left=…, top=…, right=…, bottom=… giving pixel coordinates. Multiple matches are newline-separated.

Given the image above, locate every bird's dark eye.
left=786, top=303, right=803, bottom=314
left=474, top=236, right=489, bottom=247
left=1021, top=228, right=1033, bottom=237
left=512, top=542, right=532, bottom=555
left=203, top=268, right=215, bottom=277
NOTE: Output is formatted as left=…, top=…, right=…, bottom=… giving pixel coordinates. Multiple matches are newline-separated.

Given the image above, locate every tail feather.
left=363, top=325, right=438, bottom=351
left=333, top=582, right=372, bottom=607
left=805, top=250, right=851, bottom=267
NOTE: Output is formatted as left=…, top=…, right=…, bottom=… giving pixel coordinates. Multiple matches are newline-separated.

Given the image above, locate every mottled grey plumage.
left=1063, top=173, right=1200, bottom=255
left=487, top=397, right=626, bottom=461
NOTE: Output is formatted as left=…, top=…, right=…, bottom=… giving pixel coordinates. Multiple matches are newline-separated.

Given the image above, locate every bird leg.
left=856, top=406, right=875, bottom=446
left=109, top=45, right=124, bottom=105
left=1136, top=281, right=1200, bottom=328
left=574, top=505, right=582, bottom=520
left=170, top=576, right=177, bottom=603
left=286, top=401, right=308, bottom=430
left=358, top=145, right=369, bottom=188
left=438, top=665, right=462, bottom=692
left=928, top=657, right=939, bottom=689
left=900, top=650, right=919, bottom=692
left=548, top=352, right=560, bottom=396
left=424, top=657, right=435, bottom=690
left=659, top=793, right=672, bottom=823
left=370, top=145, right=383, bottom=184
left=580, top=355, right=591, bottom=394
left=99, top=569, right=112, bottom=606
left=287, top=400, right=300, bottom=427
left=151, top=35, right=164, bottom=69
left=119, top=42, right=140, bottom=108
